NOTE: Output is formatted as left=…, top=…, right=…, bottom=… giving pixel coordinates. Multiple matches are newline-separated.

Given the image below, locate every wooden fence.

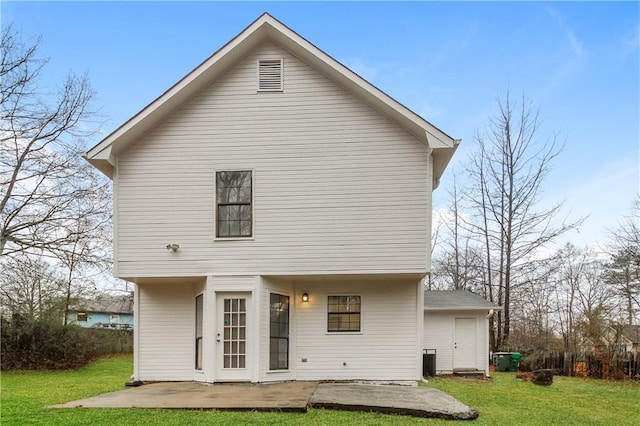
left=519, top=351, right=639, bottom=380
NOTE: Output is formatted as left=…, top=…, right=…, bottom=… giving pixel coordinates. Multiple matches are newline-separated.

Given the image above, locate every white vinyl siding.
left=137, top=282, right=197, bottom=380
left=114, top=42, right=431, bottom=279
left=423, top=310, right=489, bottom=374
left=294, top=279, right=419, bottom=381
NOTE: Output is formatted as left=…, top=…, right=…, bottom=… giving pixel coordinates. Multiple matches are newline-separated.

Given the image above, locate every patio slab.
left=311, top=383, right=478, bottom=420
left=50, top=380, right=478, bottom=420
left=50, top=381, right=317, bottom=412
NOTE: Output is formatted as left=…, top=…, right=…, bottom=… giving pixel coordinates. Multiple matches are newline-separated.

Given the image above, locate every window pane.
left=195, top=295, right=203, bottom=337
left=239, top=205, right=251, bottom=220
left=229, top=221, right=240, bottom=237
left=228, top=205, right=240, bottom=220
left=218, top=220, right=230, bottom=237
left=328, top=315, right=340, bottom=331
left=218, top=206, right=229, bottom=221
left=217, top=183, right=229, bottom=203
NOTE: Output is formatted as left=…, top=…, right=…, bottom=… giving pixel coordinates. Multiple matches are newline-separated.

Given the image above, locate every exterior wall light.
left=166, top=243, right=180, bottom=252
left=302, top=293, right=309, bottom=303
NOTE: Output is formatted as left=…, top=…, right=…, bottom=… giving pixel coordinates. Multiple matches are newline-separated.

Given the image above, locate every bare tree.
left=431, top=174, right=486, bottom=292
left=53, top=182, right=111, bottom=325
left=604, top=196, right=640, bottom=324
left=0, top=23, right=99, bottom=257
left=549, top=244, right=612, bottom=353
left=0, top=253, right=64, bottom=320
left=462, top=92, right=582, bottom=349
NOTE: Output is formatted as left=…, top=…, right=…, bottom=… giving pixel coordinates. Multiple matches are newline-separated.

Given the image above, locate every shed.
left=423, top=290, right=501, bottom=376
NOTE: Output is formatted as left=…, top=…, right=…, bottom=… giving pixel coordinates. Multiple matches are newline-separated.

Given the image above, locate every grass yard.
left=425, top=373, right=640, bottom=425
left=1, top=355, right=639, bottom=425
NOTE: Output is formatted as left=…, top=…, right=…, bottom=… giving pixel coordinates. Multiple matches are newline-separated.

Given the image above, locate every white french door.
left=215, top=292, right=252, bottom=381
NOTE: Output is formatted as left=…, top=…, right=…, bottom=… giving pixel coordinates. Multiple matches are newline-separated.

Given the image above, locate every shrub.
left=1, top=314, right=132, bottom=370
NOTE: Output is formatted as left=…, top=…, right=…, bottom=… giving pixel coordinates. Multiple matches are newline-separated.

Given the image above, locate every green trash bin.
left=493, top=352, right=513, bottom=372
left=509, top=353, right=521, bottom=372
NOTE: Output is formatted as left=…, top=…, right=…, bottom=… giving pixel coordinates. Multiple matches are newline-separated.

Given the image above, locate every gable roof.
left=621, top=325, right=640, bottom=344
left=424, top=290, right=502, bottom=311
left=69, top=294, right=134, bottom=314
left=85, top=13, right=458, bottom=186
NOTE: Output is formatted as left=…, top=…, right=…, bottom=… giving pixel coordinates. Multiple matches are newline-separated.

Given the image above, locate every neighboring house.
left=85, top=13, right=458, bottom=383
left=620, top=325, right=640, bottom=353
left=582, top=324, right=640, bottom=355
left=66, top=294, right=134, bottom=330
left=423, top=290, right=501, bottom=376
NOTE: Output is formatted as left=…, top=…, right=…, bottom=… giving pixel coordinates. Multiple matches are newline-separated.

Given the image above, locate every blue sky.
left=3, top=1, right=638, bottom=249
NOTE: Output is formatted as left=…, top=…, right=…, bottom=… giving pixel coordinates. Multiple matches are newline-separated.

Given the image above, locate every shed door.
left=453, top=318, right=477, bottom=369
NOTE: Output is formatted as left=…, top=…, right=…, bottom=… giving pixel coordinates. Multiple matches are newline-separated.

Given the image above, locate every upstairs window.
left=327, top=296, right=361, bottom=332
left=216, top=171, right=252, bottom=238
left=258, top=59, right=283, bottom=91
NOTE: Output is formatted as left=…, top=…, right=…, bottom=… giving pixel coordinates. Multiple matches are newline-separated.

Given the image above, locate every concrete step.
left=453, top=369, right=486, bottom=377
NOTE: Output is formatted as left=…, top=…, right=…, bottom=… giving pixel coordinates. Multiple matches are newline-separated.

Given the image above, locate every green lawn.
left=425, top=373, right=640, bottom=425
left=1, top=355, right=639, bottom=425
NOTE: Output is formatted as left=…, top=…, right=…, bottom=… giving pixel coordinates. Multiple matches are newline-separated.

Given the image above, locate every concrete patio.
left=51, top=381, right=479, bottom=420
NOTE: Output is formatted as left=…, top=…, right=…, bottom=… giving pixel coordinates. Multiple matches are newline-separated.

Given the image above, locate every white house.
left=85, top=13, right=458, bottom=383
left=423, top=290, right=501, bottom=376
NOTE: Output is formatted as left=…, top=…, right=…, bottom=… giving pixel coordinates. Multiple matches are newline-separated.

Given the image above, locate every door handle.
left=216, top=333, right=221, bottom=342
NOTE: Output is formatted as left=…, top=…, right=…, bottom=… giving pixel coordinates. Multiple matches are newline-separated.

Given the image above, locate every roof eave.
left=432, top=139, right=460, bottom=189
left=424, top=306, right=504, bottom=311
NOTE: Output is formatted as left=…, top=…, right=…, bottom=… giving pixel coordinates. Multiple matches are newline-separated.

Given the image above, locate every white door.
left=216, top=292, right=252, bottom=381
left=454, top=318, right=477, bottom=369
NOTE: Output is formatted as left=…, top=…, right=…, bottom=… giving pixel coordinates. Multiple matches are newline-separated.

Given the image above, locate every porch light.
left=302, top=293, right=309, bottom=303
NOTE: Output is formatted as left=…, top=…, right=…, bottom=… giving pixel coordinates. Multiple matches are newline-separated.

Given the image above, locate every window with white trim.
left=327, top=296, right=361, bottom=332
left=216, top=171, right=252, bottom=238
left=195, top=294, right=203, bottom=370
left=258, top=59, right=283, bottom=91
left=269, top=293, right=289, bottom=370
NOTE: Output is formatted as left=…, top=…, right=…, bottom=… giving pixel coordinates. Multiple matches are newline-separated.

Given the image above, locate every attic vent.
left=258, top=59, right=283, bottom=91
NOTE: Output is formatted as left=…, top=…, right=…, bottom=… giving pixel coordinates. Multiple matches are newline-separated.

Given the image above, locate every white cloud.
left=345, top=58, right=378, bottom=83
left=549, top=156, right=639, bottom=248
left=546, top=6, right=586, bottom=57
